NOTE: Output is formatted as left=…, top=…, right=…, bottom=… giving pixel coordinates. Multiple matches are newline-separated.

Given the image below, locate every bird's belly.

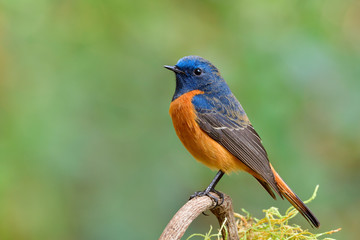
left=169, top=90, right=246, bottom=173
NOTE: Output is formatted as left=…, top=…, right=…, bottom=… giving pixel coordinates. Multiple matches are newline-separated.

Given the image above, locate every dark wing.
left=193, top=94, right=282, bottom=198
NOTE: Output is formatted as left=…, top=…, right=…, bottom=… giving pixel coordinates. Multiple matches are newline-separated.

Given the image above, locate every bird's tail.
left=270, top=164, right=320, bottom=228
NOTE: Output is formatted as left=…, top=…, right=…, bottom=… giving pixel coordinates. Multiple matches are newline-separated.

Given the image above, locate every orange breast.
left=169, top=90, right=248, bottom=173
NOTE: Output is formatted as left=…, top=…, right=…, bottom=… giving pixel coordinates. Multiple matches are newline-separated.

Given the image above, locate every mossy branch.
left=187, top=185, right=341, bottom=240
left=160, top=186, right=341, bottom=240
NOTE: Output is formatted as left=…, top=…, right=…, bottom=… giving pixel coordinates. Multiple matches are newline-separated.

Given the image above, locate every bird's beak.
left=164, top=65, right=185, bottom=74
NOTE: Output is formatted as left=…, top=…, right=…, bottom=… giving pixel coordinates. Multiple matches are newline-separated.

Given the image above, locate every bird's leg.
left=190, top=170, right=225, bottom=207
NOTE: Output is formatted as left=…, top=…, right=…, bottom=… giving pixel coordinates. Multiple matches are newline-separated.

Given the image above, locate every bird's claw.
left=210, top=189, right=224, bottom=206
left=189, top=191, right=204, bottom=200
left=189, top=189, right=224, bottom=208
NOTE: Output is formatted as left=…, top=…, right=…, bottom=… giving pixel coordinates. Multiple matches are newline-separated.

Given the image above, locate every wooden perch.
left=159, top=193, right=239, bottom=240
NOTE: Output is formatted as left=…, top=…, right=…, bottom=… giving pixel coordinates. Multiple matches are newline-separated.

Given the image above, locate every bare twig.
left=159, top=193, right=239, bottom=240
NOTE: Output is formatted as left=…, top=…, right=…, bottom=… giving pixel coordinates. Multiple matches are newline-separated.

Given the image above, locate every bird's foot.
left=189, top=189, right=224, bottom=208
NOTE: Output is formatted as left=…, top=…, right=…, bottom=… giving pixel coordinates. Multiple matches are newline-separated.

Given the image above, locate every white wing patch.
left=213, top=126, right=244, bottom=131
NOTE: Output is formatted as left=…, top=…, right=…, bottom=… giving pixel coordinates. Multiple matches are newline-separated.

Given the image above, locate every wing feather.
left=193, top=94, right=282, bottom=197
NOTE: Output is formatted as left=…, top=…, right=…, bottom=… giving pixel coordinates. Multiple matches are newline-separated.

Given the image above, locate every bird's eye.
left=194, top=68, right=202, bottom=75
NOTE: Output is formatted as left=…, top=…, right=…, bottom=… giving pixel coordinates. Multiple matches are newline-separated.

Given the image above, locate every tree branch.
left=159, top=193, right=239, bottom=240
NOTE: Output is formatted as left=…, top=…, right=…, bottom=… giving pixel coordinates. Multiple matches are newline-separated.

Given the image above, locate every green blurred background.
left=1, top=0, right=359, bottom=239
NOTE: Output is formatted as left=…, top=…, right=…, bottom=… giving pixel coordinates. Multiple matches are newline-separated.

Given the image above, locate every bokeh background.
left=1, top=0, right=359, bottom=239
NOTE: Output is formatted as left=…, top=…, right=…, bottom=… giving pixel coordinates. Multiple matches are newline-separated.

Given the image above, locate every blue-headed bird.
left=164, top=56, right=320, bottom=228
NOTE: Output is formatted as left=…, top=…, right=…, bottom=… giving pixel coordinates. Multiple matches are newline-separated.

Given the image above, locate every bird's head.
left=165, top=56, right=230, bottom=101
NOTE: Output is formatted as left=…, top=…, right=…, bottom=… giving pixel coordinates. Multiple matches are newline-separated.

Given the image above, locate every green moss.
left=188, top=186, right=340, bottom=240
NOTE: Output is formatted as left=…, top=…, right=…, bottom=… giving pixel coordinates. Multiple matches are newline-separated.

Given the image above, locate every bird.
left=164, top=55, right=320, bottom=228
